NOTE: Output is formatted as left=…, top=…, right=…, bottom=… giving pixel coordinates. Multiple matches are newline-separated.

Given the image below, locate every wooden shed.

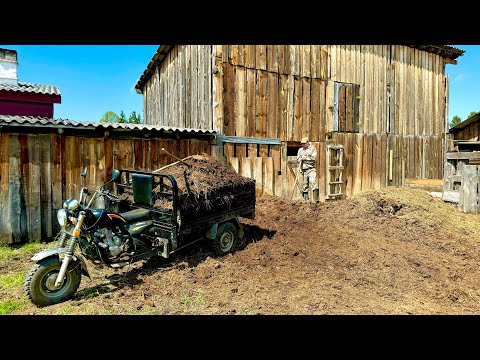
left=0, top=115, right=216, bottom=245
left=443, top=112, right=480, bottom=209
left=135, top=45, right=464, bottom=201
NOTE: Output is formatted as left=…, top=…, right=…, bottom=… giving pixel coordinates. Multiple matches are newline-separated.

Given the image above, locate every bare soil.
left=9, top=185, right=480, bottom=315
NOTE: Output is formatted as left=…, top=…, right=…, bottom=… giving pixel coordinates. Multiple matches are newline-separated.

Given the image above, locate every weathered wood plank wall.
left=143, top=45, right=447, bottom=139
left=452, top=122, right=480, bottom=142
left=141, top=45, right=448, bottom=203
left=221, top=133, right=443, bottom=203
left=0, top=132, right=213, bottom=245
left=330, top=133, right=443, bottom=198
left=143, top=45, right=214, bottom=131
left=329, top=45, right=446, bottom=136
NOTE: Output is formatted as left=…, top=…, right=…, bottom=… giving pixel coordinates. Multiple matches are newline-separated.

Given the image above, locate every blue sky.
left=446, top=45, right=479, bottom=121
left=0, top=45, right=158, bottom=122
left=0, top=44, right=477, bottom=124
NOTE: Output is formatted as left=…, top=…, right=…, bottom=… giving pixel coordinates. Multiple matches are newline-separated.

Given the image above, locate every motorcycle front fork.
left=54, top=211, right=86, bottom=288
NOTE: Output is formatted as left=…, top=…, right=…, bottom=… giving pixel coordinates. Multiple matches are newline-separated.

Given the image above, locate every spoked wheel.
left=24, top=257, right=82, bottom=307
left=209, top=222, right=238, bottom=256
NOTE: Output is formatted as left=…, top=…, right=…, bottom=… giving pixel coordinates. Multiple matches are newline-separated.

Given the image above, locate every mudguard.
left=205, top=218, right=244, bottom=240
left=31, top=248, right=91, bottom=278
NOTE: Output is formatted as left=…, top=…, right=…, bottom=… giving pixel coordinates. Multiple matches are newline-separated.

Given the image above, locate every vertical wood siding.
left=141, top=45, right=450, bottom=204
left=143, top=45, right=214, bottom=131
left=0, top=132, right=213, bottom=245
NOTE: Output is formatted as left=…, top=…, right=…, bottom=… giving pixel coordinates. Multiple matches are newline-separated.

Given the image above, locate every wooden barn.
left=135, top=45, right=465, bottom=201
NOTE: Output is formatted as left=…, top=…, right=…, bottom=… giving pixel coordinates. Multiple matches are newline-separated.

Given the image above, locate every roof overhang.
left=408, top=45, right=465, bottom=65
left=134, top=45, right=173, bottom=94
left=0, top=115, right=216, bottom=140
left=134, top=44, right=466, bottom=93
left=449, top=113, right=480, bottom=133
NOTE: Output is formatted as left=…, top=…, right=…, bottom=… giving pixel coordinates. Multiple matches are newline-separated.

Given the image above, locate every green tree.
left=128, top=111, right=141, bottom=124
left=100, top=110, right=142, bottom=124
left=450, top=115, right=462, bottom=128
left=118, top=111, right=127, bottom=123
left=100, top=111, right=119, bottom=123
left=467, top=111, right=478, bottom=119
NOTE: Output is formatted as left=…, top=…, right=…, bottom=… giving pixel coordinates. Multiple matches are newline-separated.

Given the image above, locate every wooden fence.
left=443, top=150, right=480, bottom=213
left=0, top=132, right=212, bottom=245
left=0, top=129, right=446, bottom=244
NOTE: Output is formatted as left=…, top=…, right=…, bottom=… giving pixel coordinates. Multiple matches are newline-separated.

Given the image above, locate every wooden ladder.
left=326, top=144, right=344, bottom=199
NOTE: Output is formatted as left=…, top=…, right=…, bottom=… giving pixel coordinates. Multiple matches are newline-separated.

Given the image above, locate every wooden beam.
left=443, top=190, right=460, bottom=203
left=222, top=136, right=281, bottom=145
left=446, top=152, right=480, bottom=160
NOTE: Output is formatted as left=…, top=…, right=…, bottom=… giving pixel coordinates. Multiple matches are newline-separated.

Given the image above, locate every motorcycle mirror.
left=111, top=169, right=121, bottom=183
left=81, top=166, right=87, bottom=178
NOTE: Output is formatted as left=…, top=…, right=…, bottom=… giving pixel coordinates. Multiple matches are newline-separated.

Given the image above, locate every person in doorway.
left=297, top=137, right=319, bottom=202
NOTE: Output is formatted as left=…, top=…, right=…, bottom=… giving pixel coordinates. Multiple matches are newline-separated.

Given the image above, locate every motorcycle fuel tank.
left=85, top=209, right=127, bottom=228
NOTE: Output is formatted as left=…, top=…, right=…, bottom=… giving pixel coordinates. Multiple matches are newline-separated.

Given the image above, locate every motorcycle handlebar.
left=102, top=189, right=119, bottom=199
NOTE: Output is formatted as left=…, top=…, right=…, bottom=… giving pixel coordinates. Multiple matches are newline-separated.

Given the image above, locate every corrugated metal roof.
left=134, top=45, right=466, bottom=92
left=0, top=81, right=61, bottom=96
left=0, top=115, right=216, bottom=134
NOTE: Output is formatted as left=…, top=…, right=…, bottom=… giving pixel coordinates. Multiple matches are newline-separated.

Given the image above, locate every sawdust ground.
left=11, top=186, right=480, bottom=315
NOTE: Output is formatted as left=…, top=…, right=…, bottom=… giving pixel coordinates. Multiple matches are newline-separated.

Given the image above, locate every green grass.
left=0, top=242, right=48, bottom=261
left=0, top=272, right=24, bottom=289
left=0, top=301, right=23, bottom=315
left=179, top=293, right=206, bottom=312
left=56, top=305, right=93, bottom=315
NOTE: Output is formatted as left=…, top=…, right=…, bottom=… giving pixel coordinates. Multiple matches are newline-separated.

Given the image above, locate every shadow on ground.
left=74, top=222, right=275, bottom=302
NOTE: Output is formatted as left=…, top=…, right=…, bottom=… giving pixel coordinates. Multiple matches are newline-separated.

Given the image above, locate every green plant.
left=0, top=301, right=22, bottom=315
left=0, top=243, right=48, bottom=261
left=0, top=273, right=24, bottom=289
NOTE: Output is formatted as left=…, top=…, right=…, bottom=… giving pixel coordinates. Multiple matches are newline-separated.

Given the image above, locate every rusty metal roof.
left=0, top=81, right=61, bottom=95
left=0, top=115, right=216, bottom=135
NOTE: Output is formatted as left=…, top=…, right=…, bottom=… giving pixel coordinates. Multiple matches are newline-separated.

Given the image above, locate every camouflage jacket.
left=297, top=144, right=317, bottom=171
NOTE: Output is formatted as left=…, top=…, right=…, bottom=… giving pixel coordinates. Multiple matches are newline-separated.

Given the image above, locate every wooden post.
left=0, top=134, right=11, bottom=244
left=9, top=135, right=22, bottom=243
left=389, top=149, right=393, bottom=181
left=460, top=165, right=479, bottom=213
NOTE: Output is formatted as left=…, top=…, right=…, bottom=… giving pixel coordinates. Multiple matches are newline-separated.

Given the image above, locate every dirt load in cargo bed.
left=118, top=154, right=256, bottom=217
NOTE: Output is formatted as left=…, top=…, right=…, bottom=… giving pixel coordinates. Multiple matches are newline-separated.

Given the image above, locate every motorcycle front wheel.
left=24, top=257, right=82, bottom=307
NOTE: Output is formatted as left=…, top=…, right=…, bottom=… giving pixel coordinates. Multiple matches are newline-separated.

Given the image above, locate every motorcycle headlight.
left=57, top=209, right=67, bottom=227
left=63, top=199, right=80, bottom=211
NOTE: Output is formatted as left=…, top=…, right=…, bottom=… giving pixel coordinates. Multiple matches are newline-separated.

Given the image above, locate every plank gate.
left=223, top=141, right=281, bottom=198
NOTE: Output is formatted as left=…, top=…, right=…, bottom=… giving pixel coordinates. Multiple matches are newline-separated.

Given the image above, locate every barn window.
left=333, top=82, right=360, bottom=133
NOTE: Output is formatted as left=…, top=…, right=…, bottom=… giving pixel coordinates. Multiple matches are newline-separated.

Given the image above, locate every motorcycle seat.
left=120, top=208, right=151, bottom=222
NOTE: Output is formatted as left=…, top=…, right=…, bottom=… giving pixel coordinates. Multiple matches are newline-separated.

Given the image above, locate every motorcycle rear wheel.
left=24, top=257, right=82, bottom=307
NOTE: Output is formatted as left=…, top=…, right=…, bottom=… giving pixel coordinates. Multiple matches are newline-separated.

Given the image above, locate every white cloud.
left=453, top=73, right=466, bottom=82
